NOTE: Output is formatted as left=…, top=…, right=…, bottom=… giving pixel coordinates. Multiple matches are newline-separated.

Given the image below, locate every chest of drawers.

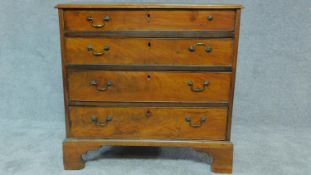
left=56, top=3, right=242, bottom=173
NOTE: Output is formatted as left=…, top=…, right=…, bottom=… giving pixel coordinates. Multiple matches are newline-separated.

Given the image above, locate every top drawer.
left=63, top=10, right=235, bottom=31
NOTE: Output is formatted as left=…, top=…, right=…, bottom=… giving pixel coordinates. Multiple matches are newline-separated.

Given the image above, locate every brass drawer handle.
left=87, top=45, right=110, bottom=56
left=187, top=80, right=209, bottom=92
left=91, top=115, right=112, bottom=127
left=90, top=80, right=113, bottom=91
left=188, top=43, right=213, bottom=53
left=185, top=116, right=207, bottom=128
left=86, top=16, right=111, bottom=28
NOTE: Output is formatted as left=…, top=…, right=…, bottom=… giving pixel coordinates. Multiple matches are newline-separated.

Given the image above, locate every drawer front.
left=64, top=10, right=235, bottom=31
left=69, top=107, right=227, bottom=140
left=65, top=38, right=233, bottom=66
left=68, top=71, right=231, bottom=102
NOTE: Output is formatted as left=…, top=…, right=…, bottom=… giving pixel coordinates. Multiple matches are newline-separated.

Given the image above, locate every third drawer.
left=68, top=71, right=231, bottom=102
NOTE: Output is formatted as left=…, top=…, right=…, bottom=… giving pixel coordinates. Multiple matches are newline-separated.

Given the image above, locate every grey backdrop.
left=0, top=0, right=310, bottom=175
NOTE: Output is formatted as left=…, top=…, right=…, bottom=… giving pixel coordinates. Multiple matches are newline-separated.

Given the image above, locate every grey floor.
left=1, top=0, right=311, bottom=175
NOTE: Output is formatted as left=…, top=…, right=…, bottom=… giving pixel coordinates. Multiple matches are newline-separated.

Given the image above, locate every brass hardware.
left=187, top=80, right=209, bottom=92
left=145, top=110, right=152, bottom=117
left=90, top=80, right=113, bottom=91
left=87, top=45, right=110, bottom=56
left=207, top=15, right=213, bottom=21
left=86, top=16, right=111, bottom=28
left=91, top=115, right=112, bottom=127
left=205, top=47, right=213, bottom=53
left=103, top=16, right=111, bottom=21
left=188, top=43, right=213, bottom=53
left=185, top=116, right=207, bottom=128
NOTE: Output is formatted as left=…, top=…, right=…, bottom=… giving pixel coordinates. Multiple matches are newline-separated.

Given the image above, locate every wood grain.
left=65, top=38, right=233, bottom=66
left=64, top=10, right=235, bottom=31
left=64, top=31, right=235, bottom=38
left=194, top=144, right=233, bottom=173
left=56, top=3, right=243, bottom=9
left=69, top=101, right=228, bottom=107
left=63, top=138, right=233, bottom=173
left=66, top=64, right=232, bottom=72
left=69, top=106, right=227, bottom=140
left=57, top=4, right=242, bottom=174
left=68, top=71, right=231, bottom=102
left=226, top=9, right=241, bottom=140
left=57, top=9, right=71, bottom=137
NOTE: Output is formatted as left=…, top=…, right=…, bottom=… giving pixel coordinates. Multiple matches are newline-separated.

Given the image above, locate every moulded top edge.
left=55, top=3, right=243, bottom=9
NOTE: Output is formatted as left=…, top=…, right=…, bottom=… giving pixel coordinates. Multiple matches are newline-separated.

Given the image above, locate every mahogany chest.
left=56, top=3, right=242, bottom=173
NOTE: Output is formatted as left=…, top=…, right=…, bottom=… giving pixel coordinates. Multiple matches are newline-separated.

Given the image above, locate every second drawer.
left=68, top=71, right=231, bottom=102
left=65, top=38, right=233, bottom=66
left=69, top=106, right=228, bottom=140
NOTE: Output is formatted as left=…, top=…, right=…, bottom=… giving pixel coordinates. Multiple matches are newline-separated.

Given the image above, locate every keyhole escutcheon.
left=146, top=13, right=151, bottom=23
left=147, top=74, right=151, bottom=80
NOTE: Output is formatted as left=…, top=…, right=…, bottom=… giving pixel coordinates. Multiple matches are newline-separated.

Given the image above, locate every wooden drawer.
left=69, top=107, right=227, bottom=140
left=63, top=10, right=235, bottom=31
left=68, top=71, right=231, bottom=102
left=65, top=38, right=233, bottom=66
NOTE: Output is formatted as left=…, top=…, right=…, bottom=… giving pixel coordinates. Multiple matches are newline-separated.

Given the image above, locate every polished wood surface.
left=194, top=145, right=233, bottom=173
left=56, top=3, right=243, bottom=9
left=226, top=9, right=241, bottom=140
left=58, top=3, right=241, bottom=173
left=69, top=107, right=227, bottom=140
left=64, top=10, right=235, bottom=31
left=68, top=71, right=231, bottom=102
left=65, top=38, right=233, bottom=66
left=67, top=64, right=232, bottom=72
left=64, top=31, right=235, bottom=38
left=63, top=138, right=233, bottom=173
left=69, top=101, right=228, bottom=107
left=58, top=9, right=71, bottom=137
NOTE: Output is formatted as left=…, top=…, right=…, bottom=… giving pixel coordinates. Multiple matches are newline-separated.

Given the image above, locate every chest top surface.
left=56, top=3, right=243, bottom=9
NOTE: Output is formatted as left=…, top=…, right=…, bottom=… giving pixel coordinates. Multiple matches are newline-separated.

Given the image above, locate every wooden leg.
left=63, top=139, right=102, bottom=170
left=194, top=143, right=233, bottom=173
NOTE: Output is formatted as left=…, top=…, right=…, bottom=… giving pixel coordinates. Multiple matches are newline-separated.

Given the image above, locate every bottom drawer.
left=69, top=107, right=228, bottom=140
